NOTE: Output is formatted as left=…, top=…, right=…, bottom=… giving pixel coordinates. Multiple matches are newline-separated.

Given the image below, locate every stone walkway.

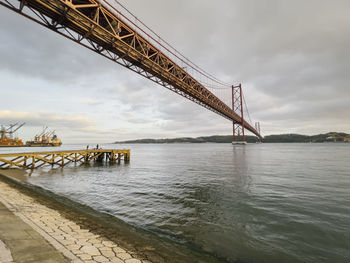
left=0, top=239, right=14, bottom=263
left=0, top=199, right=70, bottom=263
left=0, top=181, right=152, bottom=263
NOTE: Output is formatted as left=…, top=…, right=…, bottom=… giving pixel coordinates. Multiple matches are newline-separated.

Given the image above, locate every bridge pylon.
left=231, top=84, right=247, bottom=145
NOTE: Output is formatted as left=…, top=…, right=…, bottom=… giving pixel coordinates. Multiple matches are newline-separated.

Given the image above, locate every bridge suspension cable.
left=105, top=0, right=252, bottom=125
left=104, top=0, right=233, bottom=88
left=243, top=93, right=253, bottom=126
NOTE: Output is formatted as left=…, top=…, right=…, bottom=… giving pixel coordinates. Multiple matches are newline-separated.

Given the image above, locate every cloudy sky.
left=0, top=0, right=349, bottom=143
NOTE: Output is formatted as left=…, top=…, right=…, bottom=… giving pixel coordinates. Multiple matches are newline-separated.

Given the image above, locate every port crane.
left=35, top=126, right=48, bottom=139
left=26, top=126, right=62, bottom=147
left=0, top=123, right=25, bottom=147
left=1, top=123, right=25, bottom=139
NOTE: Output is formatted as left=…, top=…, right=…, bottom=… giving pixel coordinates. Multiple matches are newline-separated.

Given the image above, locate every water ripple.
left=19, top=143, right=350, bottom=263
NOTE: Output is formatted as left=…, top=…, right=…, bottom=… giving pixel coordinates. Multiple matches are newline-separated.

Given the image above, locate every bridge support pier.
left=232, top=141, right=248, bottom=145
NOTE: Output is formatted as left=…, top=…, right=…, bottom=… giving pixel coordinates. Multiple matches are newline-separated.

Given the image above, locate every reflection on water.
left=2, top=143, right=349, bottom=263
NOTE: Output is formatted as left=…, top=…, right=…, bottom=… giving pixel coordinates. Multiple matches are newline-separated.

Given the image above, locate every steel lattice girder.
left=0, top=0, right=261, bottom=138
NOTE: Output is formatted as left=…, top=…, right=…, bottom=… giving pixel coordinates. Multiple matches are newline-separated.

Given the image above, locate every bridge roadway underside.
left=0, top=0, right=261, bottom=138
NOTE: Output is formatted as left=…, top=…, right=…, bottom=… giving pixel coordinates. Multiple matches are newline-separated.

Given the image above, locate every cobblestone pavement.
left=0, top=239, right=14, bottom=263
left=0, top=181, right=152, bottom=263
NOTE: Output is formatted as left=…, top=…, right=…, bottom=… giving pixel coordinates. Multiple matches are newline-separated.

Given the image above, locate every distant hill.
left=115, top=132, right=350, bottom=144
left=115, top=135, right=257, bottom=144
left=264, top=132, right=350, bottom=143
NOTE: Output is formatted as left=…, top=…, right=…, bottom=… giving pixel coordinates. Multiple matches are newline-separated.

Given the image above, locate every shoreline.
left=0, top=169, right=226, bottom=263
left=0, top=169, right=148, bottom=263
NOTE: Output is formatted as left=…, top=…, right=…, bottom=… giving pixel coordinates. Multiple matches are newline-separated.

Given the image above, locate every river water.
left=1, top=143, right=349, bottom=262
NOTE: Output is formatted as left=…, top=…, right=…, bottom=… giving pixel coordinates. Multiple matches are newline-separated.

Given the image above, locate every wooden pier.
left=0, top=149, right=130, bottom=169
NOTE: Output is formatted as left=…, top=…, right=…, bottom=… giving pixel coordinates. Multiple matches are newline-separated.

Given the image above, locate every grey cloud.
left=122, top=0, right=350, bottom=129
left=0, top=8, right=122, bottom=84
left=0, top=110, right=95, bottom=129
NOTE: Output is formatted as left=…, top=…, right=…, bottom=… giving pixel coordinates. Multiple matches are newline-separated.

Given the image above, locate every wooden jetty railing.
left=0, top=149, right=130, bottom=169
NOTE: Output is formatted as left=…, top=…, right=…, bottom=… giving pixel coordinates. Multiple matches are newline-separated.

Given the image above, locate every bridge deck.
left=0, top=149, right=130, bottom=169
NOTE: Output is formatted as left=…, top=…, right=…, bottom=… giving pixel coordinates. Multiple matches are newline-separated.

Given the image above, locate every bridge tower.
left=232, top=84, right=246, bottom=145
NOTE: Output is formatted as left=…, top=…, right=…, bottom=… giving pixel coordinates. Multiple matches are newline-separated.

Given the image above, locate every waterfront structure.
left=26, top=127, right=62, bottom=147
left=0, top=0, right=262, bottom=143
left=0, top=123, right=25, bottom=147
left=0, top=149, right=130, bottom=169
left=327, top=133, right=350, bottom=142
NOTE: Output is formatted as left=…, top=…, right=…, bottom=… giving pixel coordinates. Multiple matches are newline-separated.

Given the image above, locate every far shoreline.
left=114, top=132, right=350, bottom=144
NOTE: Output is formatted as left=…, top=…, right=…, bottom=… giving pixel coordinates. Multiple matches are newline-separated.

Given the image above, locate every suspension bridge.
left=0, top=0, right=262, bottom=142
